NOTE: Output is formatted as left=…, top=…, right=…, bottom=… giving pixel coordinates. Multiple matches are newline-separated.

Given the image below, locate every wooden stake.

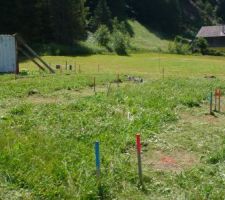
left=219, top=93, right=221, bottom=112
left=74, top=62, right=76, bottom=73
left=94, top=77, right=96, bottom=93
left=215, top=92, right=217, bottom=111
left=107, top=82, right=111, bottom=96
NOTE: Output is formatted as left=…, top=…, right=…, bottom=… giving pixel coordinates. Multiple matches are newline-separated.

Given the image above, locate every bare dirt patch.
left=180, top=112, right=222, bottom=125
left=26, top=95, right=61, bottom=104
left=143, top=149, right=199, bottom=173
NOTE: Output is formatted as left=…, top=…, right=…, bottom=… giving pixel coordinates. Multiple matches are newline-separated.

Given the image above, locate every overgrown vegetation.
left=168, top=36, right=225, bottom=56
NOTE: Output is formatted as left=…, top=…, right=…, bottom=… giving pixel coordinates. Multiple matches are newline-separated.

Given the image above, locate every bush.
left=111, top=31, right=129, bottom=55
left=112, top=18, right=128, bottom=35
left=94, top=25, right=111, bottom=47
left=168, top=36, right=191, bottom=55
left=192, top=37, right=208, bottom=54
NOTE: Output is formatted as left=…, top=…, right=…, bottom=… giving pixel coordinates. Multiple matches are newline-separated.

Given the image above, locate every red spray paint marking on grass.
left=160, top=156, right=177, bottom=165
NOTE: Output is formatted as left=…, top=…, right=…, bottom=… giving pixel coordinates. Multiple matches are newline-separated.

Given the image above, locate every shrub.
left=168, top=36, right=191, bottom=55
left=111, top=31, right=129, bottom=55
left=112, top=18, right=128, bottom=35
left=192, top=37, right=208, bottom=54
left=94, top=25, right=111, bottom=47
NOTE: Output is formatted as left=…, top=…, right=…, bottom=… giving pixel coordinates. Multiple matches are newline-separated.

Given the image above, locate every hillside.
left=82, top=20, right=170, bottom=54
left=0, top=0, right=224, bottom=45
left=128, top=20, right=170, bottom=52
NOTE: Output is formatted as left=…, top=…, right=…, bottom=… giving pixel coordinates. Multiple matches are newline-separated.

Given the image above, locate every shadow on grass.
left=32, top=42, right=99, bottom=57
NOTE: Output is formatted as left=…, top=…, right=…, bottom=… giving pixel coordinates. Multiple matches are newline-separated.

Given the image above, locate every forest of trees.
left=0, top=0, right=224, bottom=45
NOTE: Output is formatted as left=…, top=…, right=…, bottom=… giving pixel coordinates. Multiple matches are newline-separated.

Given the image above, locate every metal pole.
left=210, top=92, right=213, bottom=115
left=136, top=134, right=143, bottom=187
left=95, top=141, right=100, bottom=177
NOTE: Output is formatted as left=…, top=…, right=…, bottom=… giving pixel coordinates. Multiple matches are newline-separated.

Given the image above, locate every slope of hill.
left=82, top=20, right=170, bottom=54
left=128, top=20, right=170, bottom=52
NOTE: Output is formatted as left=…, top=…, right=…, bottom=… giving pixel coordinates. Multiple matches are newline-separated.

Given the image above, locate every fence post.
left=219, top=90, right=221, bottom=112
left=94, top=77, right=96, bottom=93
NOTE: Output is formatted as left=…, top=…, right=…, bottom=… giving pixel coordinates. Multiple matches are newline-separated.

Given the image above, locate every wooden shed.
left=0, top=34, right=54, bottom=74
left=197, top=25, right=225, bottom=47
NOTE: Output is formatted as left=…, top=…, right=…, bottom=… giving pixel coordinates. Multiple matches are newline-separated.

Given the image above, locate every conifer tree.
left=91, top=0, right=112, bottom=31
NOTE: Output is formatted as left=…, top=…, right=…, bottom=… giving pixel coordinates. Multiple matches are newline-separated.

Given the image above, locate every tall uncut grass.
left=1, top=74, right=225, bottom=199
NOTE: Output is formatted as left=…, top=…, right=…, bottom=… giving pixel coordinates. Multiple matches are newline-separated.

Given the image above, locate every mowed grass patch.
left=19, top=53, right=225, bottom=79
left=1, top=77, right=225, bottom=199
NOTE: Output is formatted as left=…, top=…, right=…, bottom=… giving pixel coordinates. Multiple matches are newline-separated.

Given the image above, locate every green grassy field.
left=20, top=53, right=225, bottom=78
left=1, top=53, right=225, bottom=199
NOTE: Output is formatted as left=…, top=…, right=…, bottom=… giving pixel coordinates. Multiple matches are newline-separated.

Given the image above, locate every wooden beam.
left=16, top=35, right=55, bottom=73
left=18, top=47, right=46, bottom=72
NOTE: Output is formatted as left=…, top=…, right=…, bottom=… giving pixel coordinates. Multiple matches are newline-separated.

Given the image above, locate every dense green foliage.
left=0, top=0, right=224, bottom=44
left=94, top=25, right=111, bottom=47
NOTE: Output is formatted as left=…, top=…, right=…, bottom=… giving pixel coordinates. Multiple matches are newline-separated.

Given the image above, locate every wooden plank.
left=18, top=47, right=45, bottom=71
left=16, top=35, right=55, bottom=73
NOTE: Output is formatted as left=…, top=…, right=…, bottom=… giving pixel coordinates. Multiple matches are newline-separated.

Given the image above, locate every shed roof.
left=197, top=25, right=225, bottom=38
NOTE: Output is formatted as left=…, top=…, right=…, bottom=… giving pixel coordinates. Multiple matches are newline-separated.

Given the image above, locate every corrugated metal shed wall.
left=0, top=35, right=16, bottom=73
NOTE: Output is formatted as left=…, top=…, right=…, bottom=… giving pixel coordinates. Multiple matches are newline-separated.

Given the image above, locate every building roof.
left=197, top=25, right=225, bottom=38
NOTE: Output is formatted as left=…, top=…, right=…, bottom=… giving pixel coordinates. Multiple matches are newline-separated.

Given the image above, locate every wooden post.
left=107, top=82, right=111, bottom=96
left=117, top=74, right=120, bottom=88
left=74, top=62, right=76, bottom=73
left=93, top=77, right=96, bottom=93
left=219, top=94, right=221, bottom=112
left=65, top=61, right=68, bottom=71
left=215, top=91, right=217, bottom=111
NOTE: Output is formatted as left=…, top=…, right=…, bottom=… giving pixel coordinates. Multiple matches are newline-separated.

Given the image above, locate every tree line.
left=0, top=0, right=224, bottom=44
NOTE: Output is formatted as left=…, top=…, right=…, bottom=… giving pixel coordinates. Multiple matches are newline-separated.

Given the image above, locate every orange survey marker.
left=215, top=89, right=221, bottom=97
left=214, top=89, right=222, bottom=112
